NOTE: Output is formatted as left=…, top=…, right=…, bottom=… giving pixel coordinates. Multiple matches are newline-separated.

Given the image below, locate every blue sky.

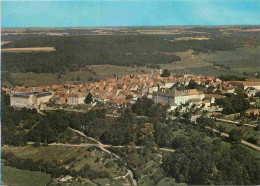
left=1, top=0, right=260, bottom=27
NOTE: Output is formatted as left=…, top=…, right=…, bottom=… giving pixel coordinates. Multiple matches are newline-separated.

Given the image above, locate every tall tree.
left=161, top=69, right=171, bottom=77
left=84, top=93, right=93, bottom=104
left=229, top=129, right=242, bottom=143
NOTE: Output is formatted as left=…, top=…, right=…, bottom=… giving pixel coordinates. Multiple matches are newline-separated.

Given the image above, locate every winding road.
left=68, top=127, right=176, bottom=185
left=69, top=127, right=136, bottom=185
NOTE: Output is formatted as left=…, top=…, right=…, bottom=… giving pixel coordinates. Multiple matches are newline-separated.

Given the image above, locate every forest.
left=2, top=35, right=259, bottom=73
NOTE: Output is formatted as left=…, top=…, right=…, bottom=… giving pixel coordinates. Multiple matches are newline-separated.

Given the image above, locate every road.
left=190, top=115, right=260, bottom=151
left=68, top=127, right=136, bottom=185
left=205, top=127, right=260, bottom=151
left=214, top=118, right=256, bottom=128
left=68, top=127, right=176, bottom=185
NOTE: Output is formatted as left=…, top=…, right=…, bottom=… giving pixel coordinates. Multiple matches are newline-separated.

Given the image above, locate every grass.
left=1, top=144, right=130, bottom=185
left=1, top=163, right=51, bottom=186
left=216, top=121, right=260, bottom=140
left=203, top=46, right=260, bottom=73
left=10, top=65, right=154, bottom=87
left=2, top=145, right=121, bottom=178
left=160, top=50, right=212, bottom=71
left=172, top=66, right=239, bottom=76
left=8, top=46, right=259, bottom=87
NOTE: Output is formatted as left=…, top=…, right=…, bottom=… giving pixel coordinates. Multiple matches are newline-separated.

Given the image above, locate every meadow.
left=1, top=163, right=51, bottom=186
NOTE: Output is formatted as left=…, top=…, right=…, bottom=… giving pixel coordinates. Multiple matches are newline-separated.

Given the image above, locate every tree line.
left=2, top=35, right=257, bottom=73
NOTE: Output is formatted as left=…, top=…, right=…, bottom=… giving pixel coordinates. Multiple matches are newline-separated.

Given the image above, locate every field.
left=1, top=163, right=51, bottom=186
left=1, top=47, right=55, bottom=52
left=202, top=46, right=260, bottom=73
left=10, top=65, right=154, bottom=87
left=8, top=47, right=252, bottom=87
left=161, top=50, right=212, bottom=70
left=7, top=50, right=213, bottom=87
left=2, top=26, right=260, bottom=87
left=2, top=145, right=123, bottom=179
left=173, top=37, right=211, bottom=41
left=4, top=44, right=259, bottom=87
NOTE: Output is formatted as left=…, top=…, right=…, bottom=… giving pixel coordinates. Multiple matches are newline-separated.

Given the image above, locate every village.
left=3, top=69, right=260, bottom=123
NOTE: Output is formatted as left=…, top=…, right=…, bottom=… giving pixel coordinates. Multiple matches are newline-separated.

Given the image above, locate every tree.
left=222, top=93, right=250, bottom=114
left=57, top=74, right=62, bottom=79
left=161, top=69, right=170, bottom=77
left=139, top=123, right=154, bottom=141
left=125, top=95, right=133, bottom=100
left=255, top=91, right=260, bottom=98
left=188, top=80, right=199, bottom=89
left=229, top=129, right=242, bottom=143
left=84, top=93, right=93, bottom=104
left=218, top=125, right=226, bottom=133
left=2, top=94, right=10, bottom=106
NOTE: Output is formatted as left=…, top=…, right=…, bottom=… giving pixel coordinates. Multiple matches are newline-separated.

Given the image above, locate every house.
left=229, top=81, right=260, bottom=90
left=202, top=100, right=211, bottom=107
left=168, top=103, right=178, bottom=112
left=187, top=98, right=203, bottom=108
left=56, top=97, right=67, bottom=105
left=67, top=93, right=86, bottom=105
left=241, top=82, right=260, bottom=90
left=245, top=87, right=259, bottom=97
left=204, top=94, right=225, bottom=104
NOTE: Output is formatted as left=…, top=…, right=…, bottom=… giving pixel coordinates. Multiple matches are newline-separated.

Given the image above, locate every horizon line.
left=3, top=24, right=260, bottom=29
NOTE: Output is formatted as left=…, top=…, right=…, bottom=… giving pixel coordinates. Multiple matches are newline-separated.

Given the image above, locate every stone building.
left=153, top=89, right=205, bottom=106
left=10, top=92, right=53, bottom=109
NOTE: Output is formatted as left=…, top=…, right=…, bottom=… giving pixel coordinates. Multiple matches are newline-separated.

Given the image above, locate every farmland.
left=4, top=46, right=259, bottom=87
left=1, top=47, right=55, bottom=52
left=1, top=26, right=260, bottom=88
left=1, top=163, right=51, bottom=186
left=202, top=46, right=260, bottom=71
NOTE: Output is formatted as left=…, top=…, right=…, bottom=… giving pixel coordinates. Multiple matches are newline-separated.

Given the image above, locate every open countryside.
left=1, top=1, right=260, bottom=185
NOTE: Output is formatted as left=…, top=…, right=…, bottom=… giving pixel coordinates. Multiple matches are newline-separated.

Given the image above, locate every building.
left=67, top=93, right=86, bottom=105
left=153, top=89, right=205, bottom=106
left=173, top=89, right=205, bottom=105
left=241, top=82, right=260, bottom=90
left=229, top=81, right=260, bottom=90
left=10, top=92, right=53, bottom=109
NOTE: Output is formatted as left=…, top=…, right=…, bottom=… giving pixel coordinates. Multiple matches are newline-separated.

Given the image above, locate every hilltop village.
left=3, top=69, right=260, bottom=119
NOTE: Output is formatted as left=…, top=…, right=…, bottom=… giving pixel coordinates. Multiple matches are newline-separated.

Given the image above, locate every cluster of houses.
left=3, top=70, right=260, bottom=112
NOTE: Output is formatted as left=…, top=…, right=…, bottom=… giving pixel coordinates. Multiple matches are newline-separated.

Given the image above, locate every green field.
left=2, top=145, right=123, bottom=179
left=9, top=65, right=154, bottom=87
left=204, top=46, right=260, bottom=73
left=4, top=45, right=260, bottom=87
left=1, top=163, right=51, bottom=186
left=172, top=66, right=239, bottom=76
left=172, top=46, right=260, bottom=76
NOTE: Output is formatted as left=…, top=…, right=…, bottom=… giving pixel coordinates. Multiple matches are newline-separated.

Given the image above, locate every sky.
left=1, top=0, right=260, bottom=27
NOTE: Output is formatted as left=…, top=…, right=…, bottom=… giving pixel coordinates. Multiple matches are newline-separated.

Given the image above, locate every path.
left=68, top=127, right=176, bottom=185
left=190, top=115, right=260, bottom=151
left=205, top=126, right=260, bottom=151
left=68, top=128, right=136, bottom=185
left=214, top=118, right=256, bottom=128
